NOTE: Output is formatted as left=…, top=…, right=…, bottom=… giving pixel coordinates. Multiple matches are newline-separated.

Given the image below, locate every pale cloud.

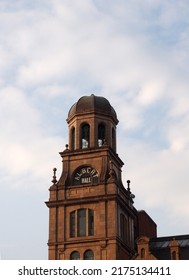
left=169, top=84, right=189, bottom=118
left=119, top=139, right=189, bottom=235
left=167, top=116, right=189, bottom=152
left=136, top=80, right=166, bottom=106
left=0, top=86, right=40, bottom=138
left=33, top=84, right=77, bottom=98
left=0, top=86, right=64, bottom=188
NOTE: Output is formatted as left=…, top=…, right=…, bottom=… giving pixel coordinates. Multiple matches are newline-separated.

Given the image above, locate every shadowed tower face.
left=46, top=94, right=137, bottom=260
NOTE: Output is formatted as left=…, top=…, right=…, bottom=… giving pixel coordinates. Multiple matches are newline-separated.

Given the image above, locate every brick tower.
left=46, top=94, right=137, bottom=260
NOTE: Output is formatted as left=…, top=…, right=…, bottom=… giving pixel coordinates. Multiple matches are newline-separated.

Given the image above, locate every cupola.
left=67, top=94, right=118, bottom=152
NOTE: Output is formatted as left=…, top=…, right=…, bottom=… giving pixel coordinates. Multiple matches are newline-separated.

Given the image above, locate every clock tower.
left=46, top=94, right=137, bottom=260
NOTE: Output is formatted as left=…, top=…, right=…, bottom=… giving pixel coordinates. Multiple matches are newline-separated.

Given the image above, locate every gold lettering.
left=90, top=169, right=96, bottom=176
left=82, top=168, right=87, bottom=174
left=81, top=177, right=91, bottom=183
left=87, top=167, right=91, bottom=173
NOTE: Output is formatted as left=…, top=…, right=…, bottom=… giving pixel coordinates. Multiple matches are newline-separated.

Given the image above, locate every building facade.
left=46, top=94, right=189, bottom=260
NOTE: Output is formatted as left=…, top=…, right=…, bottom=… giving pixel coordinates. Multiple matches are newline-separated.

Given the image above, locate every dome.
left=67, top=94, right=118, bottom=123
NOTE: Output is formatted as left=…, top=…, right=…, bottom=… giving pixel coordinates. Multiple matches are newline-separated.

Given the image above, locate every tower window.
left=78, top=209, right=86, bottom=237
left=84, top=250, right=94, bottom=260
left=112, top=127, right=116, bottom=151
left=71, top=127, right=75, bottom=150
left=70, top=251, right=80, bottom=260
left=88, top=209, right=94, bottom=236
left=98, top=123, right=105, bottom=147
left=70, top=208, right=94, bottom=238
left=120, top=213, right=128, bottom=243
left=70, top=211, right=76, bottom=237
left=81, top=123, right=90, bottom=149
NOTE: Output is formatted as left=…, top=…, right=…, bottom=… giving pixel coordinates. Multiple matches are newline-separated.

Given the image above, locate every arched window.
left=81, top=123, right=90, bottom=149
left=71, top=127, right=75, bottom=150
left=70, top=251, right=80, bottom=260
left=141, top=248, right=145, bottom=259
left=98, top=123, right=105, bottom=147
left=112, top=127, right=116, bottom=151
left=84, top=250, right=94, bottom=260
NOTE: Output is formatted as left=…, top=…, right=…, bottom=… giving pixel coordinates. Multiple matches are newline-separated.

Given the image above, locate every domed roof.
left=67, top=94, right=118, bottom=123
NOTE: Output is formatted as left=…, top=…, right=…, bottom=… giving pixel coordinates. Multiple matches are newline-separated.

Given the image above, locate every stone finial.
left=127, top=180, right=131, bottom=193
left=127, top=180, right=135, bottom=201
left=51, top=167, right=57, bottom=184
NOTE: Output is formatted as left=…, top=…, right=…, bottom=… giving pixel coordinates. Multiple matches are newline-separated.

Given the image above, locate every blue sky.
left=1, top=0, right=189, bottom=259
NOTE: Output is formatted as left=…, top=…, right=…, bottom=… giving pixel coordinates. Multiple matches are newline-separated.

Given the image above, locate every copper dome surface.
left=68, top=94, right=118, bottom=123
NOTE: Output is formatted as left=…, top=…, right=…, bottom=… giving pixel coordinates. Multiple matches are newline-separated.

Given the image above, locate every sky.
left=0, top=0, right=189, bottom=259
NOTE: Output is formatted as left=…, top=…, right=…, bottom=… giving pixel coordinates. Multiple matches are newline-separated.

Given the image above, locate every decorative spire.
left=127, top=180, right=131, bottom=193
left=51, top=168, right=57, bottom=184
left=127, top=180, right=135, bottom=201
left=60, top=144, right=70, bottom=155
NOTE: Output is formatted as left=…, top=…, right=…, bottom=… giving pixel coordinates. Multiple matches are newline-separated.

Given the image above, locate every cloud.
left=0, top=86, right=64, bottom=189
left=119, top=138, right=189, bottom=235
